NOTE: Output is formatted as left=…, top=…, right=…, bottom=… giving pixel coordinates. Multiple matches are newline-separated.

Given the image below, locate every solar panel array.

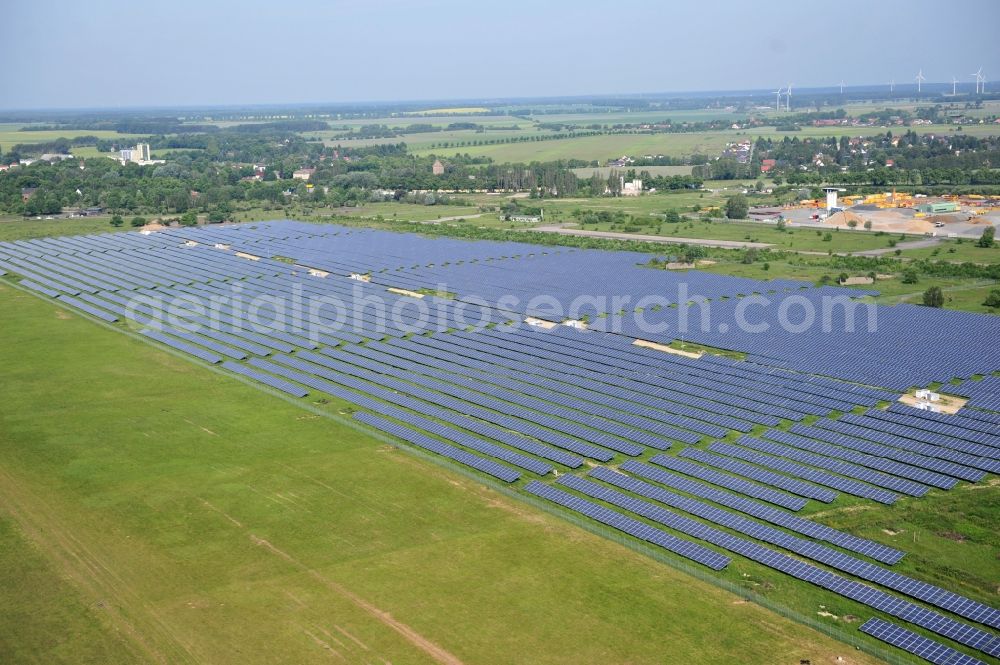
left=859, top=618, right=986, bottom=665
left=3, top=220, right=999, bottom=665
left=357, top=412, right=521, bottom=483
left=5, top=219, right=999, bottom=387
left=524, top=480, right=731, bottom=570
left=545, top=473, right=1000, bottom=657
left=949, top=377, right=1000, bottom=412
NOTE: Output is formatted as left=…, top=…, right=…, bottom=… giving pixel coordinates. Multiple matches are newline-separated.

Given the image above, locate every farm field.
left=686, top=250, right=1000, bottom=313
left=333, top=201, right=484, bottom=222
left=0, top=215, right=123, bottom=241
left=409, top=131, right=742, bottom=162
left=898, top=238, right=1000, bottom=263
left=0, top=280, right=889, bottom=665
left=403, top=120, right=999, bottom=164
left=0, top=126, right=144, bottom=153
left=571, top=165, right=694, bottom=178
left=565, top=219, right=899, bottom=253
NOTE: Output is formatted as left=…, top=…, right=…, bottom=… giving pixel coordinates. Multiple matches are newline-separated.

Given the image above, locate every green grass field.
left=571, top=165, right=694, bottom=178
left=0, top=216, right=125, bottom=241
left=0, top=125, right=144, bottom=153
left=0, top=281, right=895, bottom=665
left=561, top=219, right=896, bottom=253
left=415, top=123, right=1000, bottom=163
left=409, top=131, right=740, bottom=162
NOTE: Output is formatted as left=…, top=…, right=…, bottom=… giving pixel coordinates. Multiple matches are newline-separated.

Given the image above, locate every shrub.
left=725, top=194, right=749, bottom=220
left=922, top=286, right=944, bottom=308
left=977, top=226, right=995, bottom=248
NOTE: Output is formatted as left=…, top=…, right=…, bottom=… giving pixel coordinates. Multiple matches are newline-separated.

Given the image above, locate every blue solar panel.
left=296, top=349, right=614, bottom=461
left=548, top=473, right=1000, bottom=656
left=19, top=279, right=59, bottom=297
left=221, top=360, right=308, bottom=397
left=679, top=447, right=838, bottom=502
left=141, top=329, right=222, bottom=364
left=708, top=440, right=899, bottom=504
left=799, top=421, right=984, bottom=482
left=736, top=435, right=928, bottom=497
left=523, top=480, right=730, bottom=570
left=618, top=460, right=902, bottom=564
left=356, top=412, right=520, bottom=482
left=766, top=427, right=958, bottom=490
left=859, top=618, right=986, bottom=665
left=855, top=410, right=1000, bottom=460
left=587, top=467, right=996, bottom=624
left=817, top=418, right=991, bottom=479
left=55, top=294, right=120, bottom=323
left=649, top=453, right=808, bottom=510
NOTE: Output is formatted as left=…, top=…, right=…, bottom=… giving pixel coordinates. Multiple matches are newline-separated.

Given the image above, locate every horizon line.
left=0, top=79, right=995, bottom=115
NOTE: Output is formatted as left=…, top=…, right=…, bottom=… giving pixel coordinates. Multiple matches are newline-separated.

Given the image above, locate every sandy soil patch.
left=633, top=338, right=703, bottom=359
left=897, top=392, right=968, bottom=414
left=524, top=317, right=557, bottom=329
left=387, top=287, right=424, bottom=298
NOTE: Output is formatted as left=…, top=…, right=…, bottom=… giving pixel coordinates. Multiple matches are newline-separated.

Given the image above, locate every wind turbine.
left=952, top=76, right=958, bottom=96
left=774, top=86, right=784, bottom=112
left=785, top=83, right=792, bottom=111
left=889, top=79, right=895, bottom=94
left=972, top=67, right=984, bottom=94
left=915, top=69, right=926, bottom=93
left=839, top=80, right=845, bottom=94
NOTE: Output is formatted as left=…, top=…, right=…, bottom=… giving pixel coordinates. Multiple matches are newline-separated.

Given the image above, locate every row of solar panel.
left=888, top=402, right=1000, bottom=438
left=524, top=481, right=731, bottom=570
left=824, top=417, right=1000, bottom=475
left=357, top=413, right=521, bottom=483
left=372, top=337, right=730, bottom=438
left=316, top=346, right=646, bottom=456
left=763, top=428, right=958, bottom=490
left=399, top=333, right=756, bottom=433
left=620, top=460, right=898, bottom=562
left=256, top=353, right=583, bottom=469
left=531, top=478, right=999, bottom=657
left=792, top=422, right=985, bottom=483
left=459, top=329, right=817, bottom=422
left=859, top=617, right=986, bottom=665
left=291, top=349, right=613, bottom=461
left=410, top=332, right=783, bottom=428
left=475, top=325, right=876, bottom=415
left=342, top=342, right=698, bottom=446
left=882, top=405, right=1000, bottom=448
left=709, top=440, right=900, bottom=505
left=587, top=467, right=996, bottom=627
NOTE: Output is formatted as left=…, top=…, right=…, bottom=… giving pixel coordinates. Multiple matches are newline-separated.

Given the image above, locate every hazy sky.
left=4, top=0, right=999, bottom=109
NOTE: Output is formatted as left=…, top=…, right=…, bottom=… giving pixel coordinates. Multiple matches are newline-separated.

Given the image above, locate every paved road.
left=849, top=238, right=941, bottom=256
left=527, top=225, right=773, bottom=249
left=417, top=213, right=485, bottom=224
